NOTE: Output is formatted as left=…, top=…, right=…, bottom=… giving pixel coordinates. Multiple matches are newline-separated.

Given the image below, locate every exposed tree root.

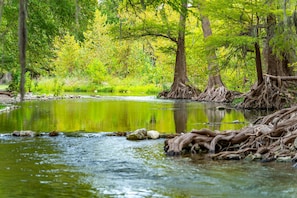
left=158, top=82, right=200, bottom=99
left=237, top=75, right=297, bottom=110
left=0, top=91, right=12, bottom=97
left=195, top=86, right=236, bottom=103
left=164, top=106, right=297, bottom=162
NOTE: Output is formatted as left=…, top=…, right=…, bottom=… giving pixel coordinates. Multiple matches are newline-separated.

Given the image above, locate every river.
left=0, top=96, right=296, bottom=197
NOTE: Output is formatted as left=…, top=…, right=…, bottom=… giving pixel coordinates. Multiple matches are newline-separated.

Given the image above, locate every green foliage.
left=32, top=77, right=64, bottom=95
left=0, top=104, right=5, bottom=110
left=86, top=59, right=108, bottom=84
left=0, top=0, right=97, bottom=92
left=53, top=34, right=82, bottom=77
left=4, top=0, right=297, bottom=98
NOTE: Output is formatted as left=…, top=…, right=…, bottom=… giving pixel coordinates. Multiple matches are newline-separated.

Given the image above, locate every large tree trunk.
left=160, top=0, right=199, bottom=99
left=195, top=15, right=232, bottom=102
left=19, top=0, right=27, bottom=101
left=238, top=13, right=294, bottom=110
left=266, top=14, right=293, bottom=77
left=255, top=41, right=263, bottom=85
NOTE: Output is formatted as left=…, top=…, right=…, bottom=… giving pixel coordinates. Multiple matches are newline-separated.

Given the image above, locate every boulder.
left=147, top=130, right=160, bottom=139
left=126, top=128, right=147, bottom=140
left=12, top=130, right=36, bottom=137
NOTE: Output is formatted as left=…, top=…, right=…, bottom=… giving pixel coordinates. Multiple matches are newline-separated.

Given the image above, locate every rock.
left=216, top=106, right=226, bottom=110
left=126, top=128, right=147, bottom=140
left=276, top=156, right=292, bottom=162
left=49, top=131, right=59, bottom=137
left=12, top=130, right=36, bottom=137
left=147, top=130, right=160, bottom=139
left=64, top=132, right=84, bottom=137
left=253, top=153, right=262, bottom=160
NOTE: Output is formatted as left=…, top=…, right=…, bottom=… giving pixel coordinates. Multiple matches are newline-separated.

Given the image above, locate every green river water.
left=0, top=96, right=296, bottom=197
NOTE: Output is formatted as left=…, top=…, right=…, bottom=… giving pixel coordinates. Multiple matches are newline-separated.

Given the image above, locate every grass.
left=0, top=104, right=5, bottom=110
left=0, top=84, right=8, bottom=90
left=31, top=77, right=163, bottom=96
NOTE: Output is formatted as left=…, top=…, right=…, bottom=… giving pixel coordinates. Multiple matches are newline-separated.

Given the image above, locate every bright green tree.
left=116, top=0, right=200, bottom=99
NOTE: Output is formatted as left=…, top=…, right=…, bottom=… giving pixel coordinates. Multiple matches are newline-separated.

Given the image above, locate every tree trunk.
left=266, top=13, right=293, bottom=77
left=255, top=42, right=263, bottom=85
left=195, top=15, right=232, bottom=102
left=161, top=0, right=199, bottom=99
left=19, top=0, right=27, bottom=101
left=238, top=13, right=294, bottom=109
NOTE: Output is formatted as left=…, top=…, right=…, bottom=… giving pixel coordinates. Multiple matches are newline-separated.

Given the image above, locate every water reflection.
left=173, top=101, right=187, bottom=133
left=0, top=96, right=250, bottom=134
left=203, top=103, right=226, bottom=130
left=0, top=97, right=293, bottom=197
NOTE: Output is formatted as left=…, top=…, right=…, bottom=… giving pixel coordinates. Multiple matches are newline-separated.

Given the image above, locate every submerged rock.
left=126, top=128, right=147, bottom=140
left=49, top=131, right=59, bottom=137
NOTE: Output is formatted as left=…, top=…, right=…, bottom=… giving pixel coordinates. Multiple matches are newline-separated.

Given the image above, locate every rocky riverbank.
left=0, top=93, right=85, bottom=115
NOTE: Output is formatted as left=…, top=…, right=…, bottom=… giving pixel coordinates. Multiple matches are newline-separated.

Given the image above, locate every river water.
left=0, top=96, right=296, bottom=197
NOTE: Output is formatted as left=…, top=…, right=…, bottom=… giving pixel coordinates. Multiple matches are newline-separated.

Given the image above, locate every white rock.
left=147, top=130, right=160, bottom=139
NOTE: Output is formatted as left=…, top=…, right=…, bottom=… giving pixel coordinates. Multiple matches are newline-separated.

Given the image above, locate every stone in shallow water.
left=147, top=130, right=160, bottom=139
left=12, top=130, right=36, bottom=137
left=126, top=128, right=147, bottom=140
left=276, top=156, right=292, bottom=162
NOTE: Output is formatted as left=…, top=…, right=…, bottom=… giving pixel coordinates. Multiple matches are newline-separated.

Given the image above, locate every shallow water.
left=0, top=134, right=296, bottom=198
left=0, top=96, right=251, bottom=133
left=0, top=96, right=295, bottom=197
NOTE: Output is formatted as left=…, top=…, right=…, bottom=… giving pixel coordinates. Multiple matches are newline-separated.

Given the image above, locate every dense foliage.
left=0, top=0, right=297, bottom=96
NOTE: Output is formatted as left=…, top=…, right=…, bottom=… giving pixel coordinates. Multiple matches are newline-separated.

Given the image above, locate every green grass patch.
left=32, top=77, right=163, bottom=96
left=0, top=104, right=5, bottom=110
left=0, top=84, right=8, bottom=90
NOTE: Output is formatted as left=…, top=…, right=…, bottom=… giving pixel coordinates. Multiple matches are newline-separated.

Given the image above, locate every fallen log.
left=165, top=106, right=297, bottom=162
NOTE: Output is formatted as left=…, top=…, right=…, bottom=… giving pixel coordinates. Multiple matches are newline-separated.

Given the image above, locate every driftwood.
left=165, top=106, right=297, bottom=162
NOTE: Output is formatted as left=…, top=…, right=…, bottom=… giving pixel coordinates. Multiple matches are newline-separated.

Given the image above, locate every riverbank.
left=0, top=93, right=83, bottom=114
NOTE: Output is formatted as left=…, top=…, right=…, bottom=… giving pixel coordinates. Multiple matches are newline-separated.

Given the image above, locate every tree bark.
left=162, top=0, right=199, bottom=99
left=19, top=0, right=27, bottom=101
left=238, top=13, right=294, bottom=109
left=266, top=13, right=292, bottom=77
left=165, top=106, right=297, bottom=162
left=255, top=42, right=263, bottom=85
left=195, top=14, right=232, bottom=102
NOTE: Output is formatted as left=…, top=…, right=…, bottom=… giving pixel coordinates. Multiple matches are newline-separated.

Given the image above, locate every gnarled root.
left=237, top=76, right=293, bottom=110
left=195, top=86, right=235, bottom=103
left=165, top=106, right=297, bottom=162
left=158, top=82, right=200, bottom=99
